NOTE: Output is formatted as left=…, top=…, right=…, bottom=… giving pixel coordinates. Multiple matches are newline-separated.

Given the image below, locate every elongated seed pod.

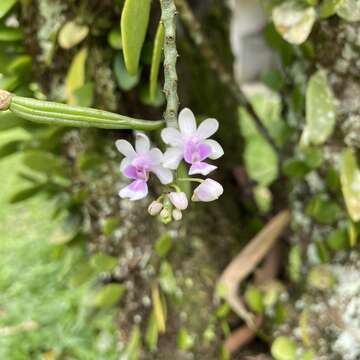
left=0, top=90, right=164, bottom=131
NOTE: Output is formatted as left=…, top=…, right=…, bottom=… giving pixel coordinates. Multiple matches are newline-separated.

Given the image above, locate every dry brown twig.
left=217, top=210, right=291, bottom=354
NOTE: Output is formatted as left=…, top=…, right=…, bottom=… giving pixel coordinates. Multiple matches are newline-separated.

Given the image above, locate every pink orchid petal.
left=123, top=165, right=138, bottom=179
left=189, top=162, right=217, bottom=176
left=192, top=179, right=223, bottom=202
left=205, top=139, right=224, bottom=160
left=119, top=180, right=148, bottom=201
left=198, top=143, right=212, bottom=161
left=196, top=118, right=219, bottom=139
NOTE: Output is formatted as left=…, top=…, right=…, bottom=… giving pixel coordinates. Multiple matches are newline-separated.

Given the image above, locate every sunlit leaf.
left=108, top=28, right=122, bottom=49
left=58, top=21, right=89, bottom=49
left=150, top=21, right=164, bottom=101
left=301, top=70, right=336, bottom=146
left=90, top=253, right=118, bottom=273
left=320, top=0, right=343, bottom=18
left=337, top=0, right=360, bottom=21
left=177, top=328, right=195, bottom=351
left=65, top=47, right=88, bottom=105
left=145, top=311, right=158, bottom=352
left=121, top=0, right=151, bottom=75
left=341, top=148, right=360, bottom=221
left=0, top=26, right=23, bottom=41
left=0, top=0, right=17, bottom=19
left=272, top=1, right=316, bottom=45
left=244, top=138, right=279, bottom=186
left=95, top=284, right=126, bottom=308
left=9, top=184, right=46, bottom=204
left=271, top=336, right=297, bottom=360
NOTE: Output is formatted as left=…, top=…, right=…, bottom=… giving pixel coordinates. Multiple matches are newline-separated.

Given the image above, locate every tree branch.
left=174, top=0, right=280, bottom=154
left=160, top=0, right=179, bottom=128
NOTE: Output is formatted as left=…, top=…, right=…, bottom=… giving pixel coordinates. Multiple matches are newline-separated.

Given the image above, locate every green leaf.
left=244, top=138, right=279, bottom=186
left=0, top=111, right=25, bottom=131
left=145, top=311, right=158, bottom=352
left=90, top=253, right=118, bottom=273
left=283, top=159, right=311, bottom=178
left=288, top=245, right=302, bottom=283
left=50, top=213, right=82, bottom=245
left=306, top=194, right=343, bottom=224
left=95, top=284, right=126, bottom=308
left=140, top=85, right=165, bottom=107
left=58, top=21, right=89, bottom=49
left=155, top=233, right=173, bottom=258
left=177, top=328, right=195, bottom=351
left=68, top=263, right=94, bottom=288
left=272, top=2, right=316, bottom=45
left=337, top=0, right=360, bottom=21
left=150, top=21, right=164, bottom=101
left=159, top=261, right=177, bottom=295
left=254, top=185, right=272, bottom=213
left=108, top=28, right=122, bottom=49
left=0, top=139, right=22, bottom=159
left=9, top=184, right=46, bottom=204
left=271, top=336, right=297, bottom=360
left=301, top=70, right=336, bottom=146
left=0, top=0, right=17, bottom=19
left=113, top=52, right=140, bottom=91
left=22, top=150, right=66, bottom=176
left=307, top=265, right=335, bottom=290
left=65, top=47, right=88, bottom=105
left=320, top=0, right=343, bottom=18
left=102, top=217, right=121, bottom=236
left=121, top=0, right=151, bottom=75
left=244, top=286, right=264, bottom=314
left=121, top=325, right=141, bottom=360
left=73, top=82, right=94, bottom=107
left=326, top=228, right=349, bottom=251
left=0, top=26, right=23, bottom=41
left=341, top=148, right=360, bottom=222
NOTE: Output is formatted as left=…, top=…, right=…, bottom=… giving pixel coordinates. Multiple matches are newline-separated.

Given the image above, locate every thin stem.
left=174, top=0, right=280, bottom=155
left=177, top=177, right=203, bottom=183
left=159, top=0, right=179, bottom=128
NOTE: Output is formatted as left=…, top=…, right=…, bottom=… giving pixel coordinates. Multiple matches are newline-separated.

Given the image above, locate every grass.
left=0, top=129, right=120, bottom=360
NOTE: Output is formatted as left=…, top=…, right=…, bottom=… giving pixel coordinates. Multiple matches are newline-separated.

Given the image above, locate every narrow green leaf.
left=155, top=233, right=173, bottom=257
left=145, top=311, right=158, bottom=352
left=301, top=70, right=336, bottom=146
left=108, top=28, right=122, bottom=49
left=50, top=213, right=82, bottom=245
left=121, top=0, right=151, bottom=75
left=121, top=325, right=141, bottom=360
left=0, top=110, right=25, bottom=131
left=341, top=148, right=360, bottom=221
left=150, top=22, right=164, bottom=101
left=22, top=150, right=66, bottom=176
left=95, top=284, right=126, bottom=308
left=0, top=0, right=17, bottom=19
left=0, top=26, right=23, bottom=42
left=65, top=47, right=88, bottom=105
left=0, top=139, right=22, bottom=159
left=320, top=0, right=342, bottom=18
left=90, top=253, right=118, bottom=273
left=9, top=184, right=46, bottom=204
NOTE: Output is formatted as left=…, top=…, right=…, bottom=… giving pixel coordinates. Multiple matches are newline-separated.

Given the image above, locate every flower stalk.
left=159, top=0, right=179, bottom=128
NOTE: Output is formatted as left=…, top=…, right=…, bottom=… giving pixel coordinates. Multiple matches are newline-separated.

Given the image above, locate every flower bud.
left=172, top=209, right=182, bottom=221
left=192, top=179, right=223, bottom=202
left=148, top=201, right=163, bottom=216
left=160, top=207, right=172, bottom=224
left=0, top=90, right=12, bottom=111
left=168, top=192, right=188, bottom=210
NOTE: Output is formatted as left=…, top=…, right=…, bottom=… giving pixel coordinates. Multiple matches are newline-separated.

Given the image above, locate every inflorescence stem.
left=160, top=0, right=179, bottom=128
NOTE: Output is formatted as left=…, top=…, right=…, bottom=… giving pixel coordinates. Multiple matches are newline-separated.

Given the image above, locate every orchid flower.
left=116, top=133, right=173, bottom=201
left=192, top=179, right=224, bottom=202
left=161, top=108, right=224, bottom=176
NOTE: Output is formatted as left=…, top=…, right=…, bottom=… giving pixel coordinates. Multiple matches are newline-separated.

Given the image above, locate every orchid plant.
left=116, top=108, right=224, bottom=223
